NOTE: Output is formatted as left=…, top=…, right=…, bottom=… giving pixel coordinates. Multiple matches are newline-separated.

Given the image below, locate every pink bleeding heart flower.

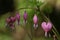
left=33, top=14, right=38, bottom=24
left=16, top=13, right=20, bottom=20
left=16, top=12, right=20, bottom=25
left=41, top=22, right=52, bottom=32
left=41, top=22, right=52, bottom=37
left=23, top=11, right=28, bottom=21
left=11, top=16, right=16, bottom=23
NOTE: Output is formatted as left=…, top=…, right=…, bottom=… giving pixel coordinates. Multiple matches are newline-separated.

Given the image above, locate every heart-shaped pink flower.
left=33, top=14, right=38, bottom=24
left=41, top=22, right=52, bottom=32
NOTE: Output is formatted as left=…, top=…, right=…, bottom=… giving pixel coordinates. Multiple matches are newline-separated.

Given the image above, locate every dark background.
left=49, top=7, right=60, bottom=34
left=0, top=0, right=15, bottom=15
